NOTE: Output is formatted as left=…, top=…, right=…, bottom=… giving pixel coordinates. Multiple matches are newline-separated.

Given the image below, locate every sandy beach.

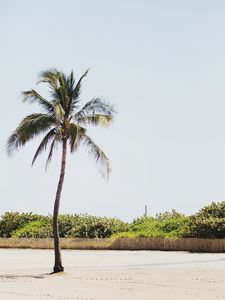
left=0, top=249, right=224, bottom=300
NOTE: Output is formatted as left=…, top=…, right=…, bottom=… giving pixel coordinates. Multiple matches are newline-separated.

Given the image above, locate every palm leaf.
left=7, top=113, right=55, bottom=156
left=58, top=72, right=69, bottom=110
left=45, top=136, right=58, bottom=169
left=55, top=102, right=65, bottom=124
left=32, top=128, right=56, bottom=165
left=81, top=134, right=111, bottom=179
left=22, top=90, right=54, bottom=114
left=7, top=132, right=20, bottom=157
left=38, top=69, right=71, bottom=111
left=73, top=69, right=89, bottom=100
left=75, top=97, right=115, bottom=120
left=66, top=71, right=75, bottom=100
left=38, top=68, right=60, bottom=88
left=67, top=69, right=89, bottom=115
left=67, top=123, right=78, bottom=153
left=67, top=123, right=86, bottom=153
left=38, top=69, right=63, bottom=107
left=76, top=114, right=113, bottom=127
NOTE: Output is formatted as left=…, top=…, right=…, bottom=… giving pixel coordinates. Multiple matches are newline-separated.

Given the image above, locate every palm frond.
left=66, top=71, right=75, bottom=98
left=73, top=69, right=89, bottom=100
left=67, top=123, right=86, bottom=153
left=7, top=113, right=55, bottom=156
left=67, top=123, right=78, bottom=153
left=7, top=132, right=19, bottom=157
left=64, top=71, right=75, bottom=113
left=38, top=68, right=60, bottom=88
left=81, top=134, right=111, bottom=179
left=39, top=69, right=71, bottom=112
left=22, top=90, right=54, bottom=114
left=45, top=139, right=55, bottom=169
left=58, top=72, right=69, bottom=109
left=55, top=102, right=65, bottom=124
left=38, top=69, right=62, bottom=106
left=45, top=136, right=58, bottom=169
left=76, top=114, right=113, bottom=127
left=75, top=97, right=115, bottom=120
left=67, top=69, right=89, bottom=115
left=32, top=128, right=56, bottom=165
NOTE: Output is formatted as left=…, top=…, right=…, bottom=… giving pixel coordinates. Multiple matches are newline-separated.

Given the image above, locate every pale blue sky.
left=1, top=0, right=225, bottom=221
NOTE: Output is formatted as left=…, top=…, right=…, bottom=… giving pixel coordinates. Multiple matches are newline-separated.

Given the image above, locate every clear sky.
left=1, top=0, right=225, bottom=221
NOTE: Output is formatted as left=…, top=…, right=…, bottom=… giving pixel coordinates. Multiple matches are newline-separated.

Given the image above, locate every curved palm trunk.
left=53, top=139, right=67, bottom=273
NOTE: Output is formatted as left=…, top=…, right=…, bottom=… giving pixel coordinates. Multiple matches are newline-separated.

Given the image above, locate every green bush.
left=182, top=202, right=225, bottom=238
left=113, top=213, right=189, bottom=238
left=12, top=220, right=52, bottom=238
left=130, top=215, right=189, bottom=238
left=69, top=215, right=128, bottom=238
left=195, top=201, right=225, bottom=218
left=59, top=214, right=128, bottom=238
left=0, top=212, right=128, bottom=239
left=58, top=214, right=77, bottom=237
left=159, top=216, right=190, bottom=237
left=0, top=212, right=45, bottom=237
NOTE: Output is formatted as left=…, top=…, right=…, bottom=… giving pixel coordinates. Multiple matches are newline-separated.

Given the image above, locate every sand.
left=0, top=249, right=224, bottom=300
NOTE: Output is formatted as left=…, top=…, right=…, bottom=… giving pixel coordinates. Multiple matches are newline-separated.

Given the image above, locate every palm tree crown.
left=7, top=69, right=115, bottom=177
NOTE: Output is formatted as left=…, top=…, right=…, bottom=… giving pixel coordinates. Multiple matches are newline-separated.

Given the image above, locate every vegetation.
left=7, top=69, right=115, bottom=272
left=182, top=202, right=225, bottom=238
left=0, top=201, right=224, bottom=239
left=112, top=215, right=189, bottom=238
left=114, top=202, right=225, bottom=239
left=6, top=214, right=128, bottom=239
left=67, top=215, right=128, bottom=238
left=0, top=212, right=45, bottom=237
left=12, top=220, right=52, bottom=238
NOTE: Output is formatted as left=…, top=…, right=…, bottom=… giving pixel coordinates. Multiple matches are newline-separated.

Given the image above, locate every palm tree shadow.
left=0, top=273, right=46, bottom=280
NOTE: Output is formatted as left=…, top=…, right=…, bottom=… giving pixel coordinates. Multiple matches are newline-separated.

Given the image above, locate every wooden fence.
left=0, top=237, right=224, bottom=252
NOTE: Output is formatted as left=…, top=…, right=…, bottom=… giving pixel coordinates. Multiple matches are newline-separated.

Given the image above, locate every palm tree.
left=7, top=69, right=115, bottom=273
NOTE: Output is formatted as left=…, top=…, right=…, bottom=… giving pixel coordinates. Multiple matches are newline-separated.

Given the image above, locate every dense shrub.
left=159, top=216, right=189, bottom=236
left=12, top=220, right=52, bottom=238
left=69, top=215, right=128, bottom=238
left=182, top=202, right=225, bottom=238
left=58, top=214, right=77, bottom=237
left=196, top=201, right=225, bottom=218
left=58, top=214, right=128, bottom=238
left=112, top=212, right=189, bottom=238
left=124, top=205, right=225, bottom=239
left=0, top=212, right=45, bottom=237
left=120, top=213, right=189, bottom=238
left=0, top=212, right=128, bottom=239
